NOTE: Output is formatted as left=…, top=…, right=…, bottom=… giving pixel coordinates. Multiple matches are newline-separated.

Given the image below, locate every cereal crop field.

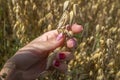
left=0, top=0, right=120, bottom=80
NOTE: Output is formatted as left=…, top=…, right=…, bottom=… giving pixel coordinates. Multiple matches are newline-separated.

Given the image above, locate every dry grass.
left=0, top=0, right=120, bottom=80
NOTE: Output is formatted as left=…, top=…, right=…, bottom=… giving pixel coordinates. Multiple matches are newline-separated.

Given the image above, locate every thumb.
left=41, top=33, right=65, bottom=52
left=7, top=33, right=65, bottom=70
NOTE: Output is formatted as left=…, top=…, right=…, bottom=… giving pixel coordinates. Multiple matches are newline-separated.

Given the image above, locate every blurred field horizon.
left=0, top=0, right=120, bottom=80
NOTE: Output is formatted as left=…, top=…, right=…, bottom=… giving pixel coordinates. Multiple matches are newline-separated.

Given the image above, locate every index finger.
left=71, top=23, right=83, bottom=33
left=66, top=23, right=83, bottom=34
left=39, top=23, right=83, bottom=41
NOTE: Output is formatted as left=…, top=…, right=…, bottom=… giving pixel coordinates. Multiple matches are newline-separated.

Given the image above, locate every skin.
left=0, top=24, right=83, bottom=80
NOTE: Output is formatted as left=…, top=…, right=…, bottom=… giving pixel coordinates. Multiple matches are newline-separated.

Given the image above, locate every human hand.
left=0, top=24, right=83, bottom=80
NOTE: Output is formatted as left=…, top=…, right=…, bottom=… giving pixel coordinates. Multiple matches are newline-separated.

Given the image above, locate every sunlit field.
left=0, top=0, right=120, bottom=80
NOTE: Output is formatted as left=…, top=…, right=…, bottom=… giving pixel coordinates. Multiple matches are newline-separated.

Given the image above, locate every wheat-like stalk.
left=0, top=0, right=120, bottom=80
left=40, top=0, right=79, bottom=77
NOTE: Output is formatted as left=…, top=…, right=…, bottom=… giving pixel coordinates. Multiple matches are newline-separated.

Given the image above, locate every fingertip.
left=56, top=52, right=74, bottom=61
left=53, top=60, right=60, bottom=67
left=71, top=23, right=83, bottom=33
left=67, top=38, right=77, bottom=48
left=52, top=60, right=68, bottom=73
left=56, top=33, right=64, bottom=41
left=58, top=52, right=66, bottom=60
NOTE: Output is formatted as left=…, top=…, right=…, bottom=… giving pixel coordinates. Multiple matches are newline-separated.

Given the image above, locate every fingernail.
left=53, top=60, right=60, bottom=67
left=56, top=33, right=63, bottom=41
left=71, top=39, right=77, bottom=47
left=65, top=24, right=71, bottom=30
left=59, top=53, right=66, bottom=59
left=72, top=39, right=76, bottom=47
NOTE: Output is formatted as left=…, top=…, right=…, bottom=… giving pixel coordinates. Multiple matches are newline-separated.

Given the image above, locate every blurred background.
left=0, top=0, right=120, bottom=80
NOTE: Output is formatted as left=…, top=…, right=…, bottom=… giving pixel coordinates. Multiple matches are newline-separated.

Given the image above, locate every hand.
left=0, top=24, right=83, bottom=80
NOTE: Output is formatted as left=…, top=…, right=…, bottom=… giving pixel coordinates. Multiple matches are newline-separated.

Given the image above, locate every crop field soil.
left=0, top=0, right=120, bottom=80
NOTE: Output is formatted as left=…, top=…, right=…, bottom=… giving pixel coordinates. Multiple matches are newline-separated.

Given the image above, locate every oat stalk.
left=46, top=0, right=77, bottom=70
